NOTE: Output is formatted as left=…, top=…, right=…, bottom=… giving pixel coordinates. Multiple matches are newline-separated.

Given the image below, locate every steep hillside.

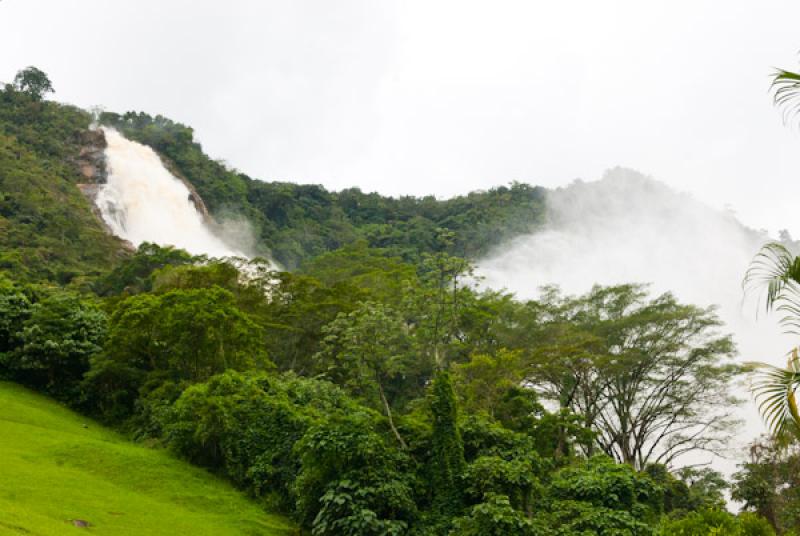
left=0, top=86, right=124, bottom=284
left=0, top=381, right=294, bottom=536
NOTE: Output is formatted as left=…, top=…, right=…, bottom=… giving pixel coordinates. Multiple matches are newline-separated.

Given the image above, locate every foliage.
left=13, top=66, right=54, bottom=100
left=548, top=455, right=663, bottom=529
left=314, top=301, right=415, bottom=448
left=771, top=67, right=800, bottom=124
left=450, top=493, right=547, bottom=536
left=454, top=349, right=526, bottom=418
left=0, top=81, right=122, bottom=284
left=294, top=414, right=417, bottom=535
left=260, top=271, right=366, bottom=374
left=525, top=284, right=741, bottom=468
left=645, top=464, right=727, bottom=514
left=85, top=286, right=269, bottom=423
left=428, top=370, right=466, bottom=517
left=299, top=241, right=417, bottom=306
left=409, top=246, right=476, bottom=368
left=0, top=282, right=106, bottom=401
left=749, top=350, right=800, bottom=441
left=462, top=453, right=544, bottom=515
left=94, top=242, right=197, bottom=296
left=744, top=242, right=800, bottom=439
left=732, top=438, right=800, bottom=533
left=163, top=371, right=357, bottom=511
left=655, top=509, right=776, bottom=536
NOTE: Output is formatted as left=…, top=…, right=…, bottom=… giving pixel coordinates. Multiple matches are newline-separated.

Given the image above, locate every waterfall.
left=96, top=128, right=243, bottom=258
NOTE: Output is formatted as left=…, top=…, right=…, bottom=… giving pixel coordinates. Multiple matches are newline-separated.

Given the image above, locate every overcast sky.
left=2, top=0, right=800, bottom=235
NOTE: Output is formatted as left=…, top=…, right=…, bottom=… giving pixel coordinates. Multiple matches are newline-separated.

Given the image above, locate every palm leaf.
left=747, top=350, right=800, bottom=440
left=744, top=242, right=800, bottom=333
left=772, top=68, right=800, bottom=124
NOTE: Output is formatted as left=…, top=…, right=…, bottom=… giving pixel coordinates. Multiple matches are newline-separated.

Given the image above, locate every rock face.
left=74, top=128, right=135, bottom=251
left=75, top=128, right=107, bottom=185
left=75, top=127, right=109, bottom=218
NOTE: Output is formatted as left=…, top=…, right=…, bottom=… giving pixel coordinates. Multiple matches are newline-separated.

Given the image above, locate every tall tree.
left=405, top=231, right=475, bottom=369
left=429, top=370, right=466, bottom=516
left=314, top=301, right=414, bottom=449
left=526, top=285, right=741, bottom=469
left=101, top=286, right=268, bottom=383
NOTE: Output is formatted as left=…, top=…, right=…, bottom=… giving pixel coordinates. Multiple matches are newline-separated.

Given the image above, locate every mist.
left=477, top=167, right=795, bottom=470
left=96, top=128, right=246, bottom=258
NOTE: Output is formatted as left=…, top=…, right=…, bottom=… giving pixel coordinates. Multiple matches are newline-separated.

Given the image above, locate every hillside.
left=0, top=85, right=124, bottom=284
left=0, top=79, right=548, bottom=285
left=0, top=381, right=294, bottom=536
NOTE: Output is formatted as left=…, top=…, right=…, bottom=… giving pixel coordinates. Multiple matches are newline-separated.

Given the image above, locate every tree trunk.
left=378, top=380, right=408, bottom=450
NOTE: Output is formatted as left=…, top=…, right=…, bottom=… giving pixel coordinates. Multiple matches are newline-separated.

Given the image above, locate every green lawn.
left=0, top=382, right=294, bottom=535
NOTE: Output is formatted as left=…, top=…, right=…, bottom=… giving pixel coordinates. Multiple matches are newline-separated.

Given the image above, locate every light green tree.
left=314, top=301, right=413, bottom=448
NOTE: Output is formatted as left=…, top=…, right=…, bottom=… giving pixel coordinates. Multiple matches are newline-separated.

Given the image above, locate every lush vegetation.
left=0, top=71, right=123, bottom=284
left=1, top=66, right=797, bottom=535
left=0, top=380, right=293, bottom=535
left=0, top=243, right=782, bottom=535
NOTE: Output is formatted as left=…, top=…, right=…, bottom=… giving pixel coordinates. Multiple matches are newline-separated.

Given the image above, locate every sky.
left=2, top=0, right=800, bottom=235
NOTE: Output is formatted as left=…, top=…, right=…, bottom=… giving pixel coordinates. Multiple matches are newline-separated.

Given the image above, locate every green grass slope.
left=0, top=382, right=294, bottom=536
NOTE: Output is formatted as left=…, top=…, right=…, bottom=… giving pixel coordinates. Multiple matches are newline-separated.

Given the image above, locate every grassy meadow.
left=0, top=381, right=294, bottom=536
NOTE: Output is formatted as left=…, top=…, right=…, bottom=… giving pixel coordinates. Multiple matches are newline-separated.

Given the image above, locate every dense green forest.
left=1, top=68, right=798, bottom=535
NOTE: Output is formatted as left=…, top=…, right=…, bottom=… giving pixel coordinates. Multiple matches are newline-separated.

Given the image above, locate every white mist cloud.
left=478, top=168, right=795, bottom=473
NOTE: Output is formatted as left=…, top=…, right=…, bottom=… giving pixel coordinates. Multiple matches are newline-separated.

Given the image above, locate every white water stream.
left=96, top=128, right=243, bottom=258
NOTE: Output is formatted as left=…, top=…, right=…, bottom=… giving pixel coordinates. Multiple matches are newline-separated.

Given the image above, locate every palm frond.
left=747, top=351, right=800, bottom=440
left=772, top=68, right=800, bottom=124
left=744, top=243, right=800, bottom=333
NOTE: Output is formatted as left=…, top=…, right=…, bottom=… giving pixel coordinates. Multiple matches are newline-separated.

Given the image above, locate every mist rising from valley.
left=478, top=167, right=794, bottom=468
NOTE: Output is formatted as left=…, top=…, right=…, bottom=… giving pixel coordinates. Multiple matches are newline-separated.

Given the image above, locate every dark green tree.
left=294, top=414, right=416, bottom=535
left=3, top=290, right=106, bottom=399
left=429, top=370, right=466, bottom=517
left=13, top=66, right=54, bottom=100
left=547, top=455, right=662, bottom=536
left=450, top=493, right=547, bottom=536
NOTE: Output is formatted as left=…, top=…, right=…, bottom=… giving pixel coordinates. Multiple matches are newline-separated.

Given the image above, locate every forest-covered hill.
left=1, top=72, right=795, bottom=536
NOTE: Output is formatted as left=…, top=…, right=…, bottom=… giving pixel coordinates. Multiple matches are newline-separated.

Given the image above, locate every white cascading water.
left=96, top=128, right=243, bottom=257
left=477, top=167, right=792, bottom=477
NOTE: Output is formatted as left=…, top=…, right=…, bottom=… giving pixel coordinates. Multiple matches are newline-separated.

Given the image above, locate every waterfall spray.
left=96, top=128, right=243, bottom=258
left=477, top=167, right=791, bottom=476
